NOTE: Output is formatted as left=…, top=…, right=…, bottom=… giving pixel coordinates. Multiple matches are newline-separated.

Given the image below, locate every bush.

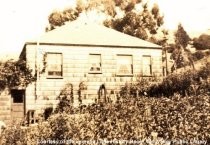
left=44, top=106, right=53, bottom=120
left=119, top=63, right=210, bottom=98
left=0, top=121, right=28, bottom=145
left=1, top=94, right=209, bottom=144
left=120, top=76, right=159, bottom=97
left=192, top=51, right=205, bottom=61
left=54, top=83, right=74, bottom=114
left=0, top=59, right=35, bottom=92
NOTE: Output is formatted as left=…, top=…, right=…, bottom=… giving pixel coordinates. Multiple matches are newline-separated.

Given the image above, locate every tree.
left=174, top=23, right=191, bottom=49
left=47, top=7, right=80, bottom=31
left=104, top=1, right=166, bottom=44
left=47, top=0, right=167, bottom=45
left=171, top=24, right=193, bottom=71
left=193, top=34, right=210, bottom=50
left=0, top=59, right=35, bottom=92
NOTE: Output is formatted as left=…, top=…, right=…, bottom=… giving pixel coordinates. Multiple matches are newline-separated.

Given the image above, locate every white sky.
left=0, top=0, right=210, bottom=59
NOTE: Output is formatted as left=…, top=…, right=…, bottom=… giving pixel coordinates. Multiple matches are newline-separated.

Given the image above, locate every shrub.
left=0, top=59, right=35, bottom=92
left=1, top=95, right=209, bottom=144
left=120, top=76, right=159, bottom=97
left=44, top=106, right=53, bottom=120
left=0, top=121, right=28, bottom=145
left=54, top=83, right=74, bottom=114
left=134, top=63, right=210, bottom=97
left=192, top=51, right=205, bottom=61
left=78, top=81, right=87, bottom=104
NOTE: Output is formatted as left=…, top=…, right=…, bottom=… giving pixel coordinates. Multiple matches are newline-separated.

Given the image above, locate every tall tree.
left=174, top=23, right=191, bottom=49
left=104, top=1, right=166, bottom=44
left=47, top=0, right=167, bottom=45
left=46, top=0, right=116, bottom=31
left=171, top=24, right=193, bottom=71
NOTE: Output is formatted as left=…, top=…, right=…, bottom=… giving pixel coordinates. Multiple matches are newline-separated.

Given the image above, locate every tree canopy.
left=170, top=24, right=193, bottom=71
left=104, top=1, right=165, bottom=44
left=193, top=34, right=210, bottom=50
left=0, top=59, right=35, bottom=92
left=174, top=24, right=191, bottom=49
left=47, top=8, right=80, bottom=31
left=47, top=0, right=167, bottom=45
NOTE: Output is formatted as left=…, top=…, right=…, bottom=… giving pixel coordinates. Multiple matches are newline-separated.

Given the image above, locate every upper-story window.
left=142, top=55, right=152, bottom=76
left=117, top=55, right=133, bottom=75
left=89, top=54, right=102, bottom=73
left=46, top=53, right=63, bottom=77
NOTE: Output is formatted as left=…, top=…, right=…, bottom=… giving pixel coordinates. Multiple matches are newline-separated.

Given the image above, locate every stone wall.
left=24, top=44, right=163, bottom=112
left=0, top=89, right=11, bottom=124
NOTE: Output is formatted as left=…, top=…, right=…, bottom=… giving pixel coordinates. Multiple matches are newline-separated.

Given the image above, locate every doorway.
left=11, top=90, right=25, bottom=121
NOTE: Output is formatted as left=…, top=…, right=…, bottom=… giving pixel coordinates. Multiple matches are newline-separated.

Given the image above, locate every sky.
left=0, top=0, right=210, bottom=60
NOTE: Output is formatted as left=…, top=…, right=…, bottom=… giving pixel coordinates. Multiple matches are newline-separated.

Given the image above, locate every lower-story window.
left=117, top=55, right=133, bottom=75
left=142, top=55, right=152, bottom=76
left=89, top=54, right=102, bottom=73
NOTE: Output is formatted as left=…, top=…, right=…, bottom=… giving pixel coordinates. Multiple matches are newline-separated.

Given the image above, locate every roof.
left=26, top=20, right=161, bottom=49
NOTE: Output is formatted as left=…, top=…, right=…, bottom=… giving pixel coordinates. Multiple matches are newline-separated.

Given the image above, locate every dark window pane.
left=11, top=90, right=25, bottom=103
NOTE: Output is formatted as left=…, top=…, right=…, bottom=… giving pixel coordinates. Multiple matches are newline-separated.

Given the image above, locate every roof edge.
left=25, top=42, right=162, bottom=49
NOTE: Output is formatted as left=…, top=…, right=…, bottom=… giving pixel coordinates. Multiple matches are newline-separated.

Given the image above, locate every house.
left=0, top=20, right=163, bottom=123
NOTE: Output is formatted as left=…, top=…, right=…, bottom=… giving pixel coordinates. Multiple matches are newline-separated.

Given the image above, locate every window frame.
left=116, top=54, right=133, bottom=76
left=46, top=52, right=63, bottom=79
left=142, top=55, right=152, bottom=76
left=88, top=53, right=102, bottom=74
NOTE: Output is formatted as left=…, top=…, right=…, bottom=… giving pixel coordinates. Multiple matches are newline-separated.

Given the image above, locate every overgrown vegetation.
left=147, top=63, right=210, bottom=97
left=54, top=83, right=74, bottom=114
left=193, top=34, right=210, bottom=50
left=0, top=59, right=35, bottom=92
left=1, top=94, right=209, bottom=144
left=122, top=62, right=210, bottom=97
left=1, top=59, right=209, bottom=145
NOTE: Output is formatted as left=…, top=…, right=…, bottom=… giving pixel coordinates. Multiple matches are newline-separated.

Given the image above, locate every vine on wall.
left=55, top=83, right=74, bottom=113
left=40, top=53, right=47, bottom=74
left=78, top=81, right=87, bottom=104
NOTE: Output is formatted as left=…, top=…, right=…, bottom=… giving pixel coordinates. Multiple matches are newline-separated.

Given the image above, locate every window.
left=46, top=53, right=62, bottom=77
left=11, top=90, right=25, bottom=103
left=89, top=54, right=102, bottom=73
left=142, top=55, right=152, bottom=76
left=117, top=55, right=133, bottom=75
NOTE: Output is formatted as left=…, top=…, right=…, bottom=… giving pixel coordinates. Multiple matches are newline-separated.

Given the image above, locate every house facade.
left=0, top=20, right=163, bottom=123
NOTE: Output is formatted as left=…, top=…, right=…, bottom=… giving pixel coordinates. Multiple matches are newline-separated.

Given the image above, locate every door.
left=11, top=90, right=25, bottom=121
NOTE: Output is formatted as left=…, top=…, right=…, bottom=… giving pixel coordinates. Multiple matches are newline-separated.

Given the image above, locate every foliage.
left=169, top=24, right=193, bottom=70
left=146, top=63, right=210, bottom=97
left=1, top=94, right=209, bottom=144
left=104, top=1, right=166, bottom=44
left=98, top=83, right=107, bottom=103
left=46, top=0, right=167, bottom=45
left=193, top=34, right=210, bottom=50
left=0, top=121, right=28, bottom=145
left=79, top=0, right=116, bottom=16
left=0, top=59, right=35, bottom=92
left=78, top=81, right=87, bottom=104
left=120, top=62, right=210, bottom=98
left=47, top=8, right=80, bottom=31
left=43, top=105, right=54, bottom=120
left=54, top=83, right=74, bottom=114
left=192, top=50, right=205, bottom=61
left=120, top=77, right=159, bottom=97
left=174, top=24, right=191, bottom=49
left=170, top=48, right=194, bottom=70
